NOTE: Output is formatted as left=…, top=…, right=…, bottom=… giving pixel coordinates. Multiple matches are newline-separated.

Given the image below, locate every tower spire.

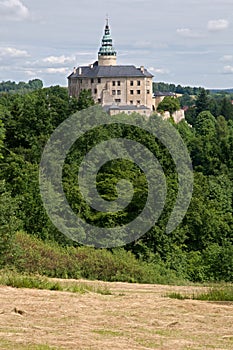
left=98, top=18, right=117, bottom=66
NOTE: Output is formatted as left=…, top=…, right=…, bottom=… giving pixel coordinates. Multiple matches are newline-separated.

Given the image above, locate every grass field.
left=0, top=279, right=233, bottom=350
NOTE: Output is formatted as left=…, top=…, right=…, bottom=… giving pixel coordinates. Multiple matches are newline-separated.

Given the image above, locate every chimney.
left=140, top=66, right=145, bottom=73
left=78, top=67, right=82, bottom=75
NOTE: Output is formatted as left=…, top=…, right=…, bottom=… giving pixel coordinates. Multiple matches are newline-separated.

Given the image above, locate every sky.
left=0, top=0, right=233, bottom=89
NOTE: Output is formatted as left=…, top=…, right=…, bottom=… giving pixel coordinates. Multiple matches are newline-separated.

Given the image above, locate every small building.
left=68, top=20, right=154, bottom=116
left=153, top=91, right=177, bottom=110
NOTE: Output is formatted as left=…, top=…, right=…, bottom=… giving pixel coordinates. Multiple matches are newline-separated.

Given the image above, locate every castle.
left=68, top=20, right=154, bottom=117
left=68, top=20, right=184, bottom=121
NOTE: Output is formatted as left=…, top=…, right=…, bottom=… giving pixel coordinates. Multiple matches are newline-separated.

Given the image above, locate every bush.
left=202, top=243, right=233, bottom=282
left=5, top=231, right=184, bottom=284
left=7, top=231, right=81, bottom=279
left=0, top=181, right=20, bottom=267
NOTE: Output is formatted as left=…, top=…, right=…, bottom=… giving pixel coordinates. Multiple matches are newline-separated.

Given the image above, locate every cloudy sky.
left=1, top=0, right=233, bottom=88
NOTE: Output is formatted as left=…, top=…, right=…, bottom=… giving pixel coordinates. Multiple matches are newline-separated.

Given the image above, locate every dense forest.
left=0, top=82, right=232, bottom=283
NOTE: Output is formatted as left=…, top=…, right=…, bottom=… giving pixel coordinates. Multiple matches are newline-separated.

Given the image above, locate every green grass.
left=166, top=292, right=187, bottom=300
left=167, top=285, right=233, bottom=302
left=195, top=286, right=233, bottom=301
left=0, top=339, right=62, bottom=350
left=0, top=270, right=111, bottom=295
left=92, top=329, right=124, bottom=337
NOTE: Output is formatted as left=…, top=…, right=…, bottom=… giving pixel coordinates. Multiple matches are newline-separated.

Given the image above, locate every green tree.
left=191, top=111, right=218, bottom=174
left=178, top=93, right=194, bottom=108
left=195, top=88, right=210, bottom=115
left=77, top=89, right=95, bottom=110
left=0, top=181, right=20, bottom=267
left=157, top=96, right=180, bottom=115
left=220, top=97, right=233, bottom=120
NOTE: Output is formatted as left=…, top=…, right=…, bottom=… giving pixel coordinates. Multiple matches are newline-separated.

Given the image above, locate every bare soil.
left=0, top=280, right=233, bottom=349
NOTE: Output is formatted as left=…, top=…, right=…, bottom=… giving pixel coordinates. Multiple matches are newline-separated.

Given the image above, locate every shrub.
left=5, top=231, right=184, bottom=284
left=0, top=181, right=20, bottom=267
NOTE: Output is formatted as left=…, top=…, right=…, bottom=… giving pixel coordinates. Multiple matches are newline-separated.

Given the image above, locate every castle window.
left=137, top=90, right=141, bottom=94
left=80, top=79, right=82, bottom=84
left=112, top=90, right=116, bottom=95
left=117, top=81, right=121, bottom=86
left=147, top=90, right=150, bottom=94
left=137, top=100, right=140, bottom=104
left=112, top=81, right=116, bottom=86
left=94, top=88, right=97, bottom=94
left=91, top=78, right=94, bottom=84
left=117, top=90, right=121, bottom=95
left=115, top=99, right=121, bottom=103
left=98, top=78, right=101, bottom=83
left=137, top=81, right=141, bottom=86
left=130, top=100, right=133, bottom=105
left=130, top=81, right=134, bottom=86
left=130, top=90, right=134, bottom=95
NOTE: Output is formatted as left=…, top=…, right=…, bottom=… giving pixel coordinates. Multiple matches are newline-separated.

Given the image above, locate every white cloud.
left=176, top=28, right=203, bottom=38
left=176, top=50, right=213, bottom=55
left=207, top=19, right=229, bottom=31
left=42, top=55, right=76, bottom=65
left=132, top=41, right=152, bottom=49
left=0, top=0, right=30, bottom=21
left=46, top=67, right=69, bottom=74
left=149, top=67, right=170, bottom=74
left=0, top=47, right=29, bottom=57
left=223, top=65, right=233, bottom=74
left=220, top=55, right=233, bottom=62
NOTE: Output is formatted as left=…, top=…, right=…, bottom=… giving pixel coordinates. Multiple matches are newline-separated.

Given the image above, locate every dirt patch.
left=0, top=281, right=232, bottom=349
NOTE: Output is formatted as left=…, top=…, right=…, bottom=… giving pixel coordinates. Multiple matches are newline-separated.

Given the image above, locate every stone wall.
left=157, top=109, right=185, bottom=123
left=68, top=74, right=153, bottom=110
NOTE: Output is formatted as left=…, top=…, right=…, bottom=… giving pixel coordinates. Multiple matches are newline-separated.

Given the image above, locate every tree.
left=0, top=118, right=5, bottom=159
left=77, top=89, right=95, bottom=110
left=28, top=79, right=43, bottom=90
left=179, top=93, right=194, bottom=108
left=220, top=97, right=233, bottom=120
left=195, top=88, right=210, bottom=115
left=0, top=181, right=21, bottom=267
left=157, top=96, right=180, bottom=115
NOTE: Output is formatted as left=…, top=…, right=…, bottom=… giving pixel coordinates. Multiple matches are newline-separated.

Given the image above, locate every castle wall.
left=68, top=74, right=153, bottom=110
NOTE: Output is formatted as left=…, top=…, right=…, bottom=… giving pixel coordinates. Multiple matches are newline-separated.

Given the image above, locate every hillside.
left=210, top=88, right=233, bottom=94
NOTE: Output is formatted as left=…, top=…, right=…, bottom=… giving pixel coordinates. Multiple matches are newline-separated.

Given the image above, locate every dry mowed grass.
left=0, top=280, right=233, bottom=350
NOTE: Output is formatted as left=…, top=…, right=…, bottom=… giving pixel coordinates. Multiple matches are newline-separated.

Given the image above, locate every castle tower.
left=98, top=18, right=117, bottom=66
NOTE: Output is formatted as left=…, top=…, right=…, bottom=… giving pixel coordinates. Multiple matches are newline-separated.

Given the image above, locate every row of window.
left=112, top=90, right=145, bottom=95
left=80, top=78, right=102, bottom=84
left=114, top=99, right=141, bottom=104
left=112, top=81, right=121, bottom=86
left=91, top=78, right=101, bottom=84
left=112, top=81, right=141, bottom=86
left=86, top=88, right=150, bottom=96
left=80, top=79, right=144, bottom=86
left=131, top=90, right=141, bottom=95
left=112, top=90, right=121, bottom=95
left=130, top=81, right=141, bottom=86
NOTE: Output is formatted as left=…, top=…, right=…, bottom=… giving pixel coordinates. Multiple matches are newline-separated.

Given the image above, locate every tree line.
left=0, top=79, right=43, bottom=94
left=0, top=84, right=232, bottom=282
